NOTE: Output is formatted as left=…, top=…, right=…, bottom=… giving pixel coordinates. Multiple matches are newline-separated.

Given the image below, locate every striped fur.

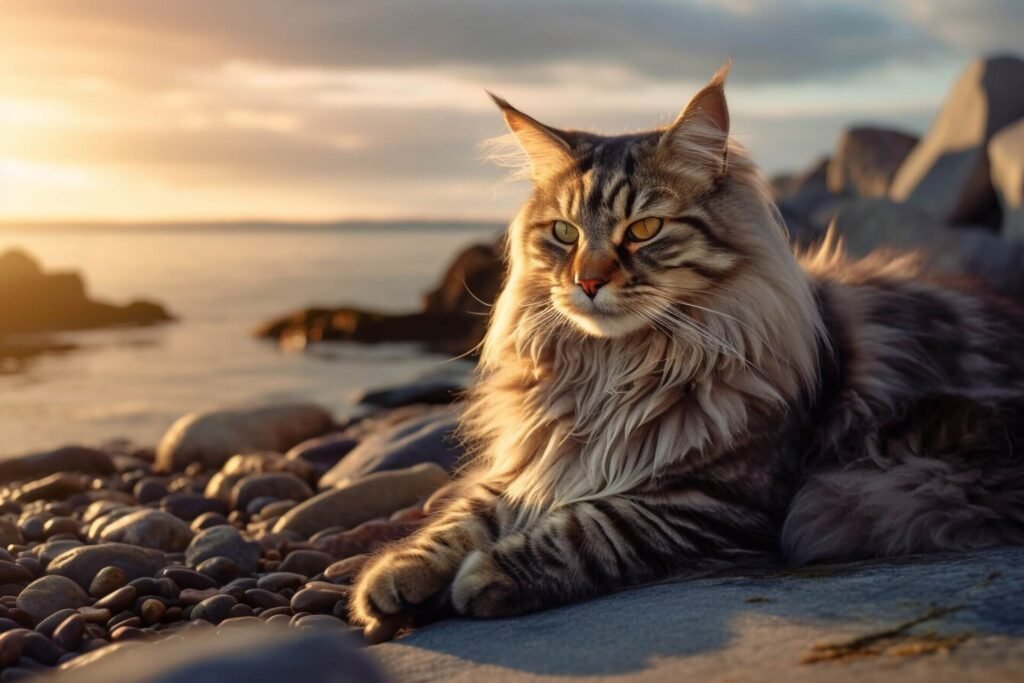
left=350, top=67, right=1024, bottom=634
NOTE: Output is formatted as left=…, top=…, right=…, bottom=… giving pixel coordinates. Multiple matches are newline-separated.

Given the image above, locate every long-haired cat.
left=350, top=62, right=1024, bottom=641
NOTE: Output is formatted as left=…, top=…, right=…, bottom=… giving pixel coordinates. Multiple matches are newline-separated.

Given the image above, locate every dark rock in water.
left=0, top=249, right=173, bottom=334
left=285, top=434, right=358, bottom=479
left=891, top=55, right=1024, bottom=225
left=97, top=509, right=194, bottom=552
left=254, top=239, right=503, bottom=356
left=826, top=126, right=918, bottom=198
left=0, top=446, right=114, bottom=484
left=185, top=526, right=260, bottom=576
left=47, top=543, right=167, bottom=590
left=155, top=404, right=335, bottom=473
left=989, top=118, right=1024, bottom=239
left=319, top=405, right=462, bottom=486
left=16, top=575, right=89, bottom=625
left=275, top=463, right=448, bottom=538
left=229, top=473, right=313, bottom=512
left=50, top=624, right=383, bottom=683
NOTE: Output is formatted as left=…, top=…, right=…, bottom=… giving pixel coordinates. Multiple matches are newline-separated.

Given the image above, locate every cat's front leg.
left=350, top=481, right=502, bottom=630
left=451, top=496, right=706, bottom=618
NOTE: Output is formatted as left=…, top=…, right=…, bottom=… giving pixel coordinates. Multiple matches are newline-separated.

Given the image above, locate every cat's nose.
left=576, top=277, right=608, bottom=299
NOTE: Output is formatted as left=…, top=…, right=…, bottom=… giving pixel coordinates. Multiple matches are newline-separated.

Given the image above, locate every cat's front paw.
left=450, top=550, right=529, bottom=618
left=350, top=550, right=453, bottom=628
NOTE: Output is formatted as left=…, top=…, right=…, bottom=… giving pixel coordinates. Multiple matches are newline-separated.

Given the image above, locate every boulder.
left=155, top=404, right=335, bottom=473
left=826, top=198, right=1024, bottom=297
left=989, top=119, right=1024, bottom=239
left=274, top=463, right=449, bottom=538
left=47, top=543, right=167, bottom=589
left=0, top=446, right=114, bottom=484
left=826, top=126, right=918, bottom=197
left=319, top=405, right=463, bottom=487
left=423, top=242, right=503, bottom=317
left=97, top=509, right=194, bottom=552
left=0, top=249, right=173, bottom=334
left=890, top=55, right=1024, bottom=225
left=50, top=624, right=383, bottom=683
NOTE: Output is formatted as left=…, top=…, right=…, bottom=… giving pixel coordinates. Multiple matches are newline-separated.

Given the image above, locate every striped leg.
left=350, top=482, right=502, bottom=626
left=450, top=494, right=738, bottom=618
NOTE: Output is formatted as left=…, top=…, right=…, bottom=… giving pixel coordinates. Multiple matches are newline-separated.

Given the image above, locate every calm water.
left=0, top=225, right=499, bottom=457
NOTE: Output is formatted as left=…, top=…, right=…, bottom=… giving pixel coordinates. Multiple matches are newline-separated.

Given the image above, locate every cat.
left=350, top=62, right=1024, bottom=641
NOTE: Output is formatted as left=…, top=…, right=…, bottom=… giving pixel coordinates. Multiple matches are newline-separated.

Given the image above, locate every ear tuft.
left=486, top=93, right=574, bottom=182
left=659, top=59, right=733, bottom=177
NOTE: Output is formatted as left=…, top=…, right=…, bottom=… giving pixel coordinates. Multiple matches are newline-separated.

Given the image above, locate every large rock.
left=97, top=509, right=194, bottom=552
left=989, top=119, right=1024, bottom=239
left=826, top=127, right=918, bottom=197
left=51, top=624, right=383, bottom=683
left=773, top=157, right=838, bottom=243
left=319, top=405, right=463, bottom=487
left=0, top=249, right=173, bottom=334
left=16, top=575, right=89, bottom=626
left=0, top=446, right=114, bottom=484
left=373, top=547, right=1024, bottom=682
left=156, top=404, right=335, bottom=473
left=47, top=543, right=167, bottom=590
left=827, top=198, right=1024, bottom=297
left=890, top=55, right=1024, bottom=225
left=274, top=463, right=449, bottom=538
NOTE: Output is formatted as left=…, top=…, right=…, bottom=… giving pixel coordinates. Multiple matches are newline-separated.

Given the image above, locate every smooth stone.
left=289, top=586, right=349, bottom=614
left=160, top=494, right=227, bottom=522
left=0, top=521, right=24, bottom=548
left=230, top=473, right=313, bottom=512
left=258, top=606, right=292, bottom=620
left=0, top=447, right=113, bottom=486
left=140, top=599, right=166, bottom=625
left=110, top=625, right=152, bottom=642
left=155, top=404, right=334, bottom=473
left=98, top=509, right=194, bottom=553
left=18, top=517, right=45, bottom=542
left=265, top=613, right=292, bottom=627
left=51, top=614, right=85, bottom=651
left=243, top=589, right=289, bottom=610
left=185, top=527, right=259, bottom=576
left=216, top=616, right=262, bottom=630
left=285, top=434, right=359, bottom=479
left=294, top=614, right=345, bottom=630
left=159, top=567, right=216, bottom=590
left=76, top=608, right=111, bottom=624
left=48, top=624, right=383, bottom=683
left=38, top=540, right=85, bottom=566
left=319, top=407, right=461, bottom=485
left=189, top=512, right=228, bottom=532
left=0, top=562, right=32, bottom=584
left=81, top=501, right=127, bottom=525
left=14, top=473, right=88, bottom=503
left=178, top=588, right=218, bottom=605
left=245, top=496, right=279, bottom=518
left=88, top=566, right=127, bottom=598
left=84, top=508, right=140, bottom=543
left=33, top=608, right=77, bottom=639
left=196, top=556, right=240, bottom=586
left=276, top=463, right=448, bottom=538
left=278, top=550, right=333, bottom=577
left=22, top=630, right=62, bottom=665
left=254, top=500, right=295, bottom=520
left=16, top=576, right=89, bottom=625
left=94, top=586, right=138, bottom=613
left=191, top=595, right=236, bottom=625
left=48, top=544, right=166, bottom=590
left=256, top=572, right=306, bottom=593
left=132, top=478, right=167, bottom=505
left=42, top=517, right=80, bottom=539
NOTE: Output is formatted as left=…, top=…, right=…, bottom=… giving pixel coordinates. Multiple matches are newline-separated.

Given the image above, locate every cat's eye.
left=552, top=220, right=579, bottom=244
left=625, top=217, right=664, bottom=242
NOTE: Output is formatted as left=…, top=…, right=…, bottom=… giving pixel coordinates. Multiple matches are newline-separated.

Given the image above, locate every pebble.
left=189, top=512, right=228, bottom=532
left=160, top=566, right=216, bottom=590
left=21, top=630, right=62, bottom=665
left=243, top=589, right=290, bottom=610
left=290, top=585, right=349, bottom=614
left=265, top=613, right=292, bottom=627
left=51, top=613, right=85, bottom=651
left=217, top=615, right=263, bottom=630
left=191, top=594, right=236, bottom=624
left=18, top=518, right=44, bottom=543
left=278, top=550, right=334, bottom=577
left=16, top=575, right=89, bottom=625
left=94, top=586, right=138, bottom=613
left=132, top=477, right=168, bottom=505
left=77, top=607, right=111, bottom=623
left=178, top=588, right=219, bottom=605
left=0, top=521, right=23, bottom=548
left=195, top=556, right=240, bottom=585
left=0, top=629, right=28, bottom=668
left=294, top=614, right=346, bottom=630
left=14, top=473, right=87, bottom=503
left=33, top=608, right=77, bottom=637
left=46, top=543, right=167, bottom=589
left=227, top=603, right=254, bottom=619
left=88, top=565, right=127, bottom=598
left=256, top=572, right=306, bottom=593
left=256, top=500, right=296, bottom=520
left=110, top=625, right=152, bottom=641
left=230, top=473, right=313, bottom=512
left=37, top=539, right=84, bottom=566
left=13, top=559, right=40, bottom=580
left=140, top=598, right=166, bottom=625
left=41, top=517, right=79, bottom=539
left=160, top=494, right=227, bottom=522
left=0, top=562, right=33, bottom=585
left=98, top=509, right=194, bottom=552
left=273, top=463, right=448, bottom=537
left=185, top=526, right=260, bottom=575
left=258, top=606, right=292, bottom=620
left=245, top=496, right=279, bottom=517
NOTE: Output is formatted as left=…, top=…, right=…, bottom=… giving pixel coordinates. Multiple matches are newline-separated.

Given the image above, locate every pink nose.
left=576, top=277, right=608, bottom=299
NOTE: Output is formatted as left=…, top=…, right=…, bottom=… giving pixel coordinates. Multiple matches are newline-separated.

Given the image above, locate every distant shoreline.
left=0, top=218, right=508, bottom=233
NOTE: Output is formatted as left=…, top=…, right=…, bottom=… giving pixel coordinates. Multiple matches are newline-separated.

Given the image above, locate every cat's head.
left=489, top=62, right=793, bottom=341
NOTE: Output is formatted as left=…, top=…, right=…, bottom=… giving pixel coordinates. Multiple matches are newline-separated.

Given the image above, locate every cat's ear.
left=658, top=60, right=732, bottom=177
left=488, top=93, right=574, bottom=182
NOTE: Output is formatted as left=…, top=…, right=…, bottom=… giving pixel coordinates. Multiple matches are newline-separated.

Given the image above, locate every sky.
left=0, top=0, right=1021, bottom=222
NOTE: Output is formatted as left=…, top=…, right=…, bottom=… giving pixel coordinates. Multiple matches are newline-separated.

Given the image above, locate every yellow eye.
left=552, top=220, right=579, bottom=244
left=625, top=217, right=664, bottom=242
